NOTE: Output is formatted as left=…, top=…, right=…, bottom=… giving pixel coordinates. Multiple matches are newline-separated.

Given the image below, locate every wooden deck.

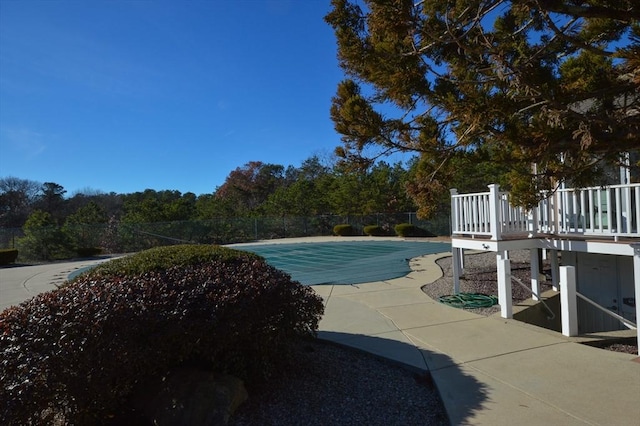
left=449, top=184, right=640, bottom=354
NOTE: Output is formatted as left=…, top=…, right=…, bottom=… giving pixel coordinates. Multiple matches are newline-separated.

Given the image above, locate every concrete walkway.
left=0, top=257, right=118, bottom=312
left=314, top=252, right=640, bottom=426
left=1, top=241, right=639, bottom=425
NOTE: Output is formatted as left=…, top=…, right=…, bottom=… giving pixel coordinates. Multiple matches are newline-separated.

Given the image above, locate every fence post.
left=488, top=184, right=502, bottom=240
left=560, top=265, right=578, bottom=337
left=254, top=218, right=258, bottom=240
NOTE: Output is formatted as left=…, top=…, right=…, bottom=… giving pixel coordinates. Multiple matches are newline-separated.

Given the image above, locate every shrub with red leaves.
left=0, top=245, right=324, bottom=425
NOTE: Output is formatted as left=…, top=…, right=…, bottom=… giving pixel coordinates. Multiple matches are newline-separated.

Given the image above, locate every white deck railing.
left=451, top=183, right=640, bottom=240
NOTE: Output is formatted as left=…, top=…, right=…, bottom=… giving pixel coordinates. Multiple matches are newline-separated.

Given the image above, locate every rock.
left=130, top=367, right=248, bottom=426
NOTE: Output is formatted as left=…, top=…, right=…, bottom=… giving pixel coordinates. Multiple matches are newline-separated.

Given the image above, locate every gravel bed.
left=603, top=343, right=639, bottom=354
left=421, top=251, right=638, bottom=355
left=421, top=250, right=553, bottom=316
left=229, top=339, right=448, bottom=426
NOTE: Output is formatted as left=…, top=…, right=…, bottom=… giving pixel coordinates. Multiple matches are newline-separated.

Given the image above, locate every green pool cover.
left=237, top=240, right=451, bottom=285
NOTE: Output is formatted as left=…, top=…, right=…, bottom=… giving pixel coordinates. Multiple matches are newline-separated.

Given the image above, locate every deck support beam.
left=497, top=251, right=512, bottom=318
left=550, top=250, right=559, bottom=291
left=530, top=249, right=540, bottom=301
left=452, top=247, right=462, bottom=294
left=560, top=265, right=578, bottom=337
left=633, top=244, right=640, bottom=355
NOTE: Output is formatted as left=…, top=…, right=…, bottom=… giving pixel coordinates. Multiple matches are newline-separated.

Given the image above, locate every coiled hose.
left=438, top=293, right=498, bottom=309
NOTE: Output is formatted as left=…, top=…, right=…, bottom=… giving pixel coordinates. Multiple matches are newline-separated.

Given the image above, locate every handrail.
left=511, top=275, right=555, bottom=320
left=576, top=291, right=637, bottom=330
left=551, top=183, right=640, bottom=236
left=451, top=182, right=640, bottom=240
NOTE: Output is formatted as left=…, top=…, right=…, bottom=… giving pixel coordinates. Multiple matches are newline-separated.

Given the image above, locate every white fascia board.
left=539, top=239, right=635, bottom=256
left=452, top=236, right=637, bottom=256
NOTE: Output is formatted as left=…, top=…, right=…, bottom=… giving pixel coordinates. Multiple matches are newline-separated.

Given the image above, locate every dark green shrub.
left=394, top=223, right=435, bottom=237
left=17, top=210, right=75, bottom=261
left=363, top=225, right=386, bottom=236
left=0, top=244, right=324, bottom=425
left=0, top=249, right=18, bottom=265
left=333, top=224, right=355, bottom=236
left=82, top=244, right=258, bottom=278
left=75, top=247, right=103, bottom=258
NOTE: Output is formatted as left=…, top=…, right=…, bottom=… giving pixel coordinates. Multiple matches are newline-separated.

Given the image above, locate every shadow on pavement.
left=0, top=263, right=35, bottom=268
left=318, top=331, right=489, bottom=426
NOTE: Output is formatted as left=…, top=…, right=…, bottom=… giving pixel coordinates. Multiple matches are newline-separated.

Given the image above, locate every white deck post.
left=528, top=208, right=538, bottom=237
left=450, top=188, right=458, bottom=235
left=560, top=265, right=578, bottom=337
left=488, top=184, right=502, bottom=240
left=633, top=244, right=640, bottom=355
left=621, top=153, right=631, bottom=233
left=530, top=249, right=540, bottom=301
left=497, top=251, right=512, bottom=318
left=550, top=250, right=559, bottom=291
left=553, top=190, right=561, bottom=234
left=452, top=247, right=461, bottom=294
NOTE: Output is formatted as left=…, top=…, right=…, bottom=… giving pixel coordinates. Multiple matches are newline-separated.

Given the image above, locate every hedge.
left=394, top=223, right=435, bottom=237
left=0, top=244, right=324, bottom=424
left=333, top=224, right=356, bottom=236
left=363, top=225, right=386, bottom=236
left=0, top=249, right=18, bottom=265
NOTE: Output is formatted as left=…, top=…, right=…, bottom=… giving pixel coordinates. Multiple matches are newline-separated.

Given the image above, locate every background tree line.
left=0, top=152, right=502, bottom=260
left=7, top=0, right=638, bottom=259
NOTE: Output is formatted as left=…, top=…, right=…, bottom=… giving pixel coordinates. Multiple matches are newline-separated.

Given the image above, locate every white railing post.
left=497, top=251, right=512, bottom=318
left=633, top=244, right=640, bottom=355
left=606, top=189, right=613, bottom=233
left=528, top=206, right=538, bottom=237
left=450, top=188, right=458, bottom=234
left=488, top=184, right=501, bottom=240
left=636, top=186, right=640, bottom=234
left=615, top=187, right=622, bottom=234
left=554, top=189, right=562, bottom=234
left=560, top=265, right=578, bottom=337
left=622, top=185, right=632, bottom=233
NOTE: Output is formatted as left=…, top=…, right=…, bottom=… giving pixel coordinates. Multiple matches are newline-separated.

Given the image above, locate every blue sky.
left=0, top=0, right=358, bottom=196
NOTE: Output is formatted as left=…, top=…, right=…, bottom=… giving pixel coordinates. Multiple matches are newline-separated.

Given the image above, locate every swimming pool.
left=237, top=240, right=451, bottom=285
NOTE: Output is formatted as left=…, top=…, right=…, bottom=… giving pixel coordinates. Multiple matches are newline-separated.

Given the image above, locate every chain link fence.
left=0, top=213, right=451, bottom=258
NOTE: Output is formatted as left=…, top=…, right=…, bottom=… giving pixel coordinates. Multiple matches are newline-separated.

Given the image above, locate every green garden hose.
left=438, top=293, right=498, bottom=309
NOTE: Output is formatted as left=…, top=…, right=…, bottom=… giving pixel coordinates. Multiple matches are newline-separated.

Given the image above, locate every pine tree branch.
left=523, top=0, right=640, bottom=23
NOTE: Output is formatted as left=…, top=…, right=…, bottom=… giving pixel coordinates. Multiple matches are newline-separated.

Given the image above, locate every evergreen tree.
left=326, top=0, right=639, bottom=214
left=34, top=182, right=67, bottom=222
left=64, top=201, right=108, bottom=250
left=18, top=210, right=73, bottom=261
